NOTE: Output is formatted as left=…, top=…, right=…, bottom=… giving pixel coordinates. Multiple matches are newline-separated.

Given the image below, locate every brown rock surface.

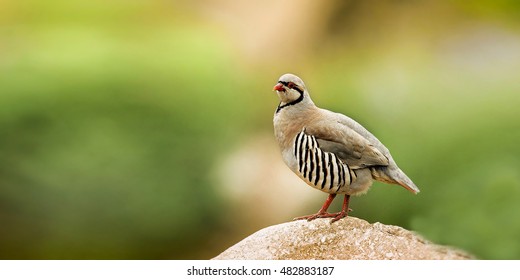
left=213, top=217, right=473, bottom=260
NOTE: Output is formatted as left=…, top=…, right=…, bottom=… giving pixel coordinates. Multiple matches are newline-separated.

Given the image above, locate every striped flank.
left=294, top=130, right=352, bottom=192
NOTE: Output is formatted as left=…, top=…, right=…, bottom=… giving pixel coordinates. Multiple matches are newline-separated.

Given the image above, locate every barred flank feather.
left=294, top=130, right=352, bottom=192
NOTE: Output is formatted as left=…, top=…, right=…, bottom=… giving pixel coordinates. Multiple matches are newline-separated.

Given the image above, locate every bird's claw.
left=293, top=208, right=352, bottom=223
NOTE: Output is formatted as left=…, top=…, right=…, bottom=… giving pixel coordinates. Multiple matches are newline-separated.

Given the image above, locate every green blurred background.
left=1, top=0, right=519, bottom=259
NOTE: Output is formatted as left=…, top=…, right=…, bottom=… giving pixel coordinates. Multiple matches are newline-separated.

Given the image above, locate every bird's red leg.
left=294, top=194, right=337, bottom=221
left=330, top=195, right=351, bottom=223
left=293, top=194, right=352, bottom=223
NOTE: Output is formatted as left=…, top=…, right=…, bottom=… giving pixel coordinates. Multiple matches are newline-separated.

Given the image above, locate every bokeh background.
left=1, top=0, right=519, bottom=259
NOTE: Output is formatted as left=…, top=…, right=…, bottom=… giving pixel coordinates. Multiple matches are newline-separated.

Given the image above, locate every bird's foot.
left=329, top=209, right=351, bottom=224
left=293, top=212, right=336, bottom=221
left=293, top=208, right=352, bottom=223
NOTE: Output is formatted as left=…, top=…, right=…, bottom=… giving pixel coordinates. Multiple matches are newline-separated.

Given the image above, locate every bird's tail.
left=394, top=170, right=420, bottom=194
left=371, top=166, right=420, bottom=194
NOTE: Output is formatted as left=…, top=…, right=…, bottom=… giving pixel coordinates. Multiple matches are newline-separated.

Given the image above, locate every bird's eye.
left=287, top=82, right=295, bottom=89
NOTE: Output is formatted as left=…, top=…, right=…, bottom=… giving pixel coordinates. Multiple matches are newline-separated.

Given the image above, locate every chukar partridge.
left=272, top=73, right=420, bottom=223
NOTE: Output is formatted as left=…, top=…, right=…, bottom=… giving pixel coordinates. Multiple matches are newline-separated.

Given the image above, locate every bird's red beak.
left=273, top=83, right=285, bottom=92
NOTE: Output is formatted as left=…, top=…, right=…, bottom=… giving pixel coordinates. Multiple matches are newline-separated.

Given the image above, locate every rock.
left=212, top=217, right=473, bottom=260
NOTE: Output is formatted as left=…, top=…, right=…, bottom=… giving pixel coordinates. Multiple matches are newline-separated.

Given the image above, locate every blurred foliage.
left=1, top=0, right=520, bottom=259
left=0, top=0, right=250, bottom=259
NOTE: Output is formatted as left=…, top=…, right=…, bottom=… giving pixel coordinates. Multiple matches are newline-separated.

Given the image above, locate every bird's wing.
left=305, top=118, right=389, bottom=169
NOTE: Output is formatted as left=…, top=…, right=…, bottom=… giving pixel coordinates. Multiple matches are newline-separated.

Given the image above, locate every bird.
left=272, top=73, right=420, bottom=223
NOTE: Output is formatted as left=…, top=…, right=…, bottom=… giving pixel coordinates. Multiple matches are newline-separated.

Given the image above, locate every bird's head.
left=273, top=74, right=311, bottom=111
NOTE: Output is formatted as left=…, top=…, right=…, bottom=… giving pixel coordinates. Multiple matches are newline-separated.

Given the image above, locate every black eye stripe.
left=278, top=81, right=303, bottom=94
